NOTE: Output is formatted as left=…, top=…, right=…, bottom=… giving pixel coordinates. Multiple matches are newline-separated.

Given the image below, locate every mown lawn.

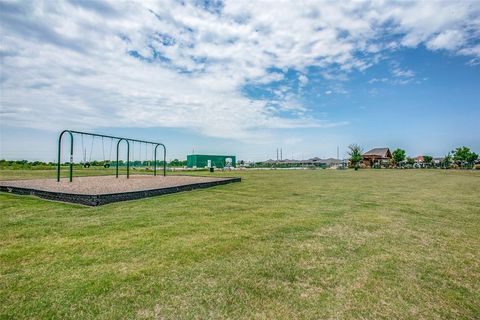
left=1, top=169, right=479, bottom=319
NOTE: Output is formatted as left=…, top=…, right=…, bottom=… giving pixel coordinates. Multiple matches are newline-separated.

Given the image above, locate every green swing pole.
left=57, top=130, right=165, bottom=182
left=154, top=143, right=167, bottom=176
left=57, top=130, right=74, bottom=182
left=154, top=144, right=158, bottom=176
left=162, top=144, right=166, bottom=176
left=116, top=139, right=130, bottom=178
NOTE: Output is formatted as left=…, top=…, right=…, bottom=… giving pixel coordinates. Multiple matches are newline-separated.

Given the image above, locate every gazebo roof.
left=363, top=148, right=391, bottom=158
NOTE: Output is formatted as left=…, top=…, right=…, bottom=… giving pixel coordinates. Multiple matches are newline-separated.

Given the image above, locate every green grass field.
left=1, top=169, right=479, bottom=319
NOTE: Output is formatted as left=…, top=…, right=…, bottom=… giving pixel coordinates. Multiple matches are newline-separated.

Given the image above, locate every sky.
left=0, top=0, right=479, bottom=162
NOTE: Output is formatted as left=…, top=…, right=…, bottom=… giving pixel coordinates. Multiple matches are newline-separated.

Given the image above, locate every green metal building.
left=187, top=154, right=236, bottom=168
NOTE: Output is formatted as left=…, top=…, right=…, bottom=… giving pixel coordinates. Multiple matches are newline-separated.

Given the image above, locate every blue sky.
left=0, top=0, right=479, bottom=162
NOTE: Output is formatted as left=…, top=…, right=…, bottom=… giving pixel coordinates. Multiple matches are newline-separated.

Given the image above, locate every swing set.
left=57, top=130, right=166, bottom=182
left=129, top=140, right=156, bottom=169
left=80, top=135, right=114, bottom=168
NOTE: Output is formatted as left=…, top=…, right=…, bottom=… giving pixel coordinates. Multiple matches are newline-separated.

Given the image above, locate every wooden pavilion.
left=362, top=148, right=392, bottom=168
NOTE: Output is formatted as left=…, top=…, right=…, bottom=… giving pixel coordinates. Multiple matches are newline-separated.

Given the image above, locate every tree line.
left=348, top=145, right=478, bottom=169
left=0, top=159, right=188, bottom=169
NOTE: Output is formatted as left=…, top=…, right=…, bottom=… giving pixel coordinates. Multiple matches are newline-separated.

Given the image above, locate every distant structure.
left=263, top=157, right=340, bottom=168
left=362, top=148, right=392, bottom=167
left=415, top=155, right=424, bottom=163
left=187, top=154, right=236, bottom=168
left=276, top=148, right=283, bottom=160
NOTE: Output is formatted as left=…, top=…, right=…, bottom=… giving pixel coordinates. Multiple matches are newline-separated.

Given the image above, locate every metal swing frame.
left=57, top=130, right=166, bottom=182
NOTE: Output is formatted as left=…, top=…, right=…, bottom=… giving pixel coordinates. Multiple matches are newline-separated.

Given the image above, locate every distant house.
left=415, top=156, right=424, bottom=163
left=262, top=157, right=340, bottom=168
left=362, top=148, right=392, bottom=167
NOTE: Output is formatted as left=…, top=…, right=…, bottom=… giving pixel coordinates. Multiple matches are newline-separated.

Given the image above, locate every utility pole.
left=337, top=145, right=339, bottom=163
left=281, top=148, right=283, bottom=160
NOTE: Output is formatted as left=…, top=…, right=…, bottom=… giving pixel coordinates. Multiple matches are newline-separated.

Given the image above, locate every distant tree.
left=169, top=159, right=183, bottom=167
left=423, top=155, right=433, bottom=167
left=348, top=144, right=363, bottom=170
left=406, top=157, right=415, bottom=166
left=392, top=149, right=406, bottom=167
left=441, top=153, right=452, bottom=169
left=452, top=147, right=479, bottom=168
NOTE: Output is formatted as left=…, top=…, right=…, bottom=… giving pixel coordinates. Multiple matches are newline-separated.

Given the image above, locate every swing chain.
left=81, top=133, right=91, bottom=168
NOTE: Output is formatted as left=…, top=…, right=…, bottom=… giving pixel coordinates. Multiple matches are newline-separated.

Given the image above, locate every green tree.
left=406, top=157, right=415, bottom=166
left=452, top=147, right=479, bottom=168
left=392, top=149, right=406, bottom=167
left=348, top=144, right=363, bottom=170
left=423, top=155, right=433, bottom=167
left=169, top=159, right=183, bottom=167
left=441, top=153, right=452, bottom=169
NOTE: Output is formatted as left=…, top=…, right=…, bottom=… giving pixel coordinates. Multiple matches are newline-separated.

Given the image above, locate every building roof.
left=363, top=148, right=391, bottom=158
left=187, top=154, right=235, bottom=158
left=263, top=158, right=340, bottom=164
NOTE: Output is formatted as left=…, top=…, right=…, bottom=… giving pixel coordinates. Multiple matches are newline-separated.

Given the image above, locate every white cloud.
left=255, top=72, right=284, bottom=84
left=459, top=45, right=480, bottom=57
left=427, top=30, right=465, bottom=51
left=0, top=0, right=479, bottom=141
left=467, top=56, right=480, bottom=66
left=298, top=74, right=309, bottom=87
left=368, top=77, right=389, bottom=84
left=392, top=68, right=415, bottom=78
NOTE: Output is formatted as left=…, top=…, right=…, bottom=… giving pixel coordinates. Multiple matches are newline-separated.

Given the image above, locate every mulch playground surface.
left=0, top=175, right=241, bottom=206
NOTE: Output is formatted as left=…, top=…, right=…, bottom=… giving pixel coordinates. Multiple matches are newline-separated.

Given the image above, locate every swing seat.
left=83, top=162, right=91, bottom=168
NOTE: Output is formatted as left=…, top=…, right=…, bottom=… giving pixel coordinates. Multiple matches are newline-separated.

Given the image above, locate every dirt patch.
left=0, top=175, right=241, bottom=206
left=0, top=175, right=230, bottom=195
